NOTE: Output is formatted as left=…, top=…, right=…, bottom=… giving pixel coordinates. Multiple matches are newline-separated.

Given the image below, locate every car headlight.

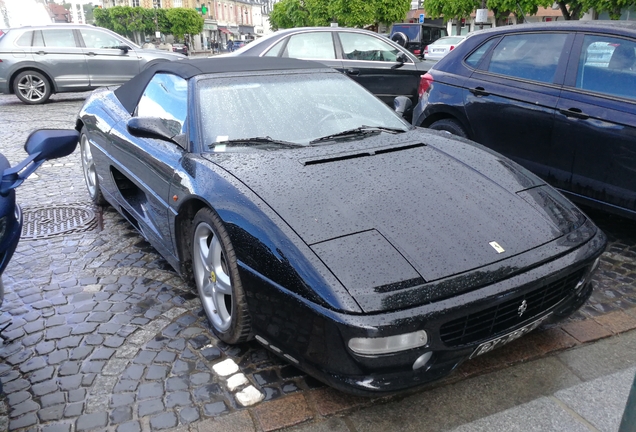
left=348, top=330, right=428, bottom=355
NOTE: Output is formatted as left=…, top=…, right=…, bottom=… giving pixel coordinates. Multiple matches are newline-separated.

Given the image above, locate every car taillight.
left=449, top=45, right=455, bottom=51
left=424, top=46, right=429, bottom=54
left=414, top=49, right=421, bottom=55
left=418, top=73, right=434, bottom=98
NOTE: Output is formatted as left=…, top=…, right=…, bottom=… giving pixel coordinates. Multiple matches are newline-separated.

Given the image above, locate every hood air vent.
left=301, top=143, right=426, bottom=166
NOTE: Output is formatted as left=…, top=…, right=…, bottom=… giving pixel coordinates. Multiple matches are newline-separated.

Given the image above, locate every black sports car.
left=76, top=57, right=606, bottom=395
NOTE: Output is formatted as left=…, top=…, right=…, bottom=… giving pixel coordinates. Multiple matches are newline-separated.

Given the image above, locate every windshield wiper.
left=309, top=126, right=407, bottom=144
left=208, top=136, right=303, bottom=149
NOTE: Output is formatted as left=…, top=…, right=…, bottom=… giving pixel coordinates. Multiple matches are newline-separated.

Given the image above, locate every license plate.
left=469, top=314, right=550, bottom=359
left=432, top=49, right=444, bottom=53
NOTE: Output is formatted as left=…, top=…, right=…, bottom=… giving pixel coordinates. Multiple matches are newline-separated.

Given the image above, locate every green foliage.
left=425, top=0, right=480, bottom=22
left=92, top=7, right=201, bottom=39
left=269, top=0, right=311, bottom=30
left=166, top=8, right=204, bottom=39
left=583, top=0, right=632, bottom=19
left=269, top=0, right=413, bottom=30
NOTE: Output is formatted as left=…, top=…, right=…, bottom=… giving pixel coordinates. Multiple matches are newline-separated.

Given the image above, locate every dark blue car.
left=413, top=21, right=636, bottom=220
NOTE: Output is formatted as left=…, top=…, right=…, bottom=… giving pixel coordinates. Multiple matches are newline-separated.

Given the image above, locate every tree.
left=583, top=0, right=632, bottom=19
left=269, top=0, right=311, bottom=30
left=327, top=0, right=375, bottom=27
left=166, top=8, right=204, bottom=39
left=425, top=0, right=479, bottom=34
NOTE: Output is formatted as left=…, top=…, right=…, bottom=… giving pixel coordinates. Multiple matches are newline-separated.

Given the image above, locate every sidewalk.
left=220, top=328, right=636, bottom=432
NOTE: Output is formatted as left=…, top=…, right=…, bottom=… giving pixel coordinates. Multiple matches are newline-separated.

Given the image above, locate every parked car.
left=76, top=57, right=605, bottom=395
left=390, top=21, right=448, bottom=57
left=232, top=40, right=246, bottom=50
left=414, top=21, right=636, bottom=220
left=229, top=27, right=436, bottom=121
left=172, top=43, right=188, bottom=56
left=424, top=35, right=466, bottom=61
left=0, top=24, right=185, bottom=104
left=0, top=129, right=78, bottom=306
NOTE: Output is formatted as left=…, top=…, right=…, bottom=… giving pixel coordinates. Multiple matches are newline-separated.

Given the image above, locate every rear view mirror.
left=127, top=117, right=187, bottom=148
left=24, top=129, right=79, bottom=162
left=118, top=45, right=130, bottom=53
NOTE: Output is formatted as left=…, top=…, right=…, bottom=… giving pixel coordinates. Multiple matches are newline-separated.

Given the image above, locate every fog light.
left=348, top=330, right=428, bottom=355
left=413, top=352, right=433, bottom=370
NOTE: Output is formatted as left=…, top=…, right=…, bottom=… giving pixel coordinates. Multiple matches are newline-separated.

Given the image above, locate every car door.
left=336, top=31, right=421, bottom=107
left=463, top=32, right=574, bottom=185
left=554, top=33, right=636, bottom=215
left=106, top=73, right=187, bottom=258
left=264, top=31, right=344, bottom=71
left=78, top=28, right=141, bottom=87
left=35, top=29, right=90, bottom=91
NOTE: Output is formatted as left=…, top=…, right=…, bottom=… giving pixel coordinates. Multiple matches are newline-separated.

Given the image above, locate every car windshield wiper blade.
left=209, top=136, right=303, bottom=149
left=309, top=126, right=407, bottom=144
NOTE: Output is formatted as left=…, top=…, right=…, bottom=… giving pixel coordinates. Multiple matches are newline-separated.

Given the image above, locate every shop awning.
left=219, top=28, right=232, bottom=35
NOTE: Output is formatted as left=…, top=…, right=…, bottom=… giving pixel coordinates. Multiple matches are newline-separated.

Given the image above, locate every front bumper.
left=242, top=218, right=606, bottom=395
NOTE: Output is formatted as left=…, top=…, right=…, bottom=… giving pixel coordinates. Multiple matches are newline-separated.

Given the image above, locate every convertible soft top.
left=114, top=57, right=327, bottom=115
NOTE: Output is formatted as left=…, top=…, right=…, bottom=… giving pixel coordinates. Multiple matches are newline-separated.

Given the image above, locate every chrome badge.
left=518, top=300, right=528, bottom=317
left=489, top=241, right=505, bottom=254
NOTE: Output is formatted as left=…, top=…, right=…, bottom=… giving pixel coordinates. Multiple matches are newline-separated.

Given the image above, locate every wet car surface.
left=0, top=91, right=633, bottom=430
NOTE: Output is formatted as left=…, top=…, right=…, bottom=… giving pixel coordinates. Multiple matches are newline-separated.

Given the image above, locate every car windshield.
left=197, top=71, right=410, bottom=151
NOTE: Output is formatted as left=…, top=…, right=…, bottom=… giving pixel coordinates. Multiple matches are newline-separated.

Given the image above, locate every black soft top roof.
left=114, top=57, right=326, bottom=115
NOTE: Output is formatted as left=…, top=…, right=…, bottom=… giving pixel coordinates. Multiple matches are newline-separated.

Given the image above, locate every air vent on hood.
left=300, top=143, right=426, bottom=166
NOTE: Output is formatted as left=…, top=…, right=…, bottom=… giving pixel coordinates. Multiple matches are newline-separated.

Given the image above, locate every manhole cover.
left=21, top=205, right=97, bottom=239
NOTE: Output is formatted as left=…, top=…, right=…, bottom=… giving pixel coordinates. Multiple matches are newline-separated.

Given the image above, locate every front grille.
left=440, top=268, right=587, bottom=347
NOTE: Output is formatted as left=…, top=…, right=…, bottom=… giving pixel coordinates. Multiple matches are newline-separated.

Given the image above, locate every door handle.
left=469, top=87, right=490, bottom=96
left=36, top=51, right=46, bottom=55
left=85, top=52, right=96, bottom=56
left=559, top=108, right=589, bottom=120
left=345, top=69, right=360, bottom=76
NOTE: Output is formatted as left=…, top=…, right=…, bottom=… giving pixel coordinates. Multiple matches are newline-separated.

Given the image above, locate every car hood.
left=204, top=129, right=583, bottom=311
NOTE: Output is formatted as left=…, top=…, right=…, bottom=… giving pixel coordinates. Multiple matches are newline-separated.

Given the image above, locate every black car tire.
left=13, top=70, right=51, bottom=104
left=429, top=119, right=469, bottom=138
left=391, top=32, right=408, bottom=47
left=80, top=128, right=107, bottom=206
left=191, top=207, right=252, bottom=344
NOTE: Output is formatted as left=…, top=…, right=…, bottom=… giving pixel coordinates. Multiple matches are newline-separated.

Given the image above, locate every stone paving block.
left=145, top=365, right=168, bottom=380
left=38, top=404, right=65, bottom=421
left=138, top=399, right=164, bottom=417
left=59, top=375, right=83, bottom=391
left=42, top=423, right=72, bottom=432
left=31, top=379, right=58, bottom=396
left=58, top=361, right=81, bottom=376
left=166, top=391, right=192, bottom=408
left=9, top=412, right=37, bottom=429
left=69, top=388, right=87, bottom=403
left=179, top=406, right=200, bottom=424
left=116, top=420, right=141, bottom=432
left=58, top=336, right=83, bottom=349
left=7, top=391, right=30, bottom=406
left=48, top=349, right=69, bottom=365
left=110, top=406, right=133, bottom=424
left=76, top=411, right=108, bottom=431
left=594, top=310, right=636, bottom=334
left=110, top=393, right=135, bottom=409
left=252, top=393, right=313, bottom=431
left=29, top=366, right=55, bottom=383
left=150, top=412, right=178, bottom=430
left=10, top=399, right=39, bottom=417
left=41, top=392, right=65, bottom=408
left=562, top=319, right=613, bottom=343
left=138, top=382, right=163, bottom=400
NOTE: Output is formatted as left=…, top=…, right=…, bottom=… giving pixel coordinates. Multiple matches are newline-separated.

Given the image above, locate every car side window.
left=339, top=32, right=403, bottom=62
left=465, top=38, right=497, bottom=68
left=136, top=73, right=188, bottom=136
left=16, top=31, right=33, bottom=47
left=575, top=35, right=636, bottom=101
left=263, top=39, right=285, bottom=57
left=40, top=29, right=77, bottom=48
left=80, top=29, right=122, bottom=49
left=282, top=32, right=335, bottom=60
left=487, top=33, right=568, bottom=83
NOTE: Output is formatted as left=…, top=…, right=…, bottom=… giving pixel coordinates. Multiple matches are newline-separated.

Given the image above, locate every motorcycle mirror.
left=24, top=129, right=79, bottom=162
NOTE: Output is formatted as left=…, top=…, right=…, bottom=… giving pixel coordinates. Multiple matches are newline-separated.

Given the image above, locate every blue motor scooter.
left=0, top=129, right=78, bottom=313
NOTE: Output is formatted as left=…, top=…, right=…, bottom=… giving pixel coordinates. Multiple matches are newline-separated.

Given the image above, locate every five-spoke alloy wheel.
left=14, top=70, right=51, bottom=104
left=80, top=128, right=106, bottom=205
left=191, top=208, right=251, bottom=343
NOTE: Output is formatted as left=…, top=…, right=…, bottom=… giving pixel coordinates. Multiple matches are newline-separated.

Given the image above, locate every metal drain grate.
left=21, top=205, right=97, bottom=239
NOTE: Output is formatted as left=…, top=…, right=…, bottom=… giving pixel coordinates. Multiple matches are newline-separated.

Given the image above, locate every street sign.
left=419, top=13, right=425, bottom=23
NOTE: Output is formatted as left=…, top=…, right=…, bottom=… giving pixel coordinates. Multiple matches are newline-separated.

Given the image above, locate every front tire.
left=80, top=128, right=107, bottom=206
left=429, top=119, right=469, bottom=138
left=191, top=207, right=252, bottom=344
left=14, top=70, right=51, bottom=104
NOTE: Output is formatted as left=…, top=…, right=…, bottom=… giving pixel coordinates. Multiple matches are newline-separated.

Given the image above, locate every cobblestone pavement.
left=0, top=92, right=634, bottom=432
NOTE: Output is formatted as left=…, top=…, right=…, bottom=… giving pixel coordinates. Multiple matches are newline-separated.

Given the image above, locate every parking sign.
left=419, top=13, right=425, bottom=23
